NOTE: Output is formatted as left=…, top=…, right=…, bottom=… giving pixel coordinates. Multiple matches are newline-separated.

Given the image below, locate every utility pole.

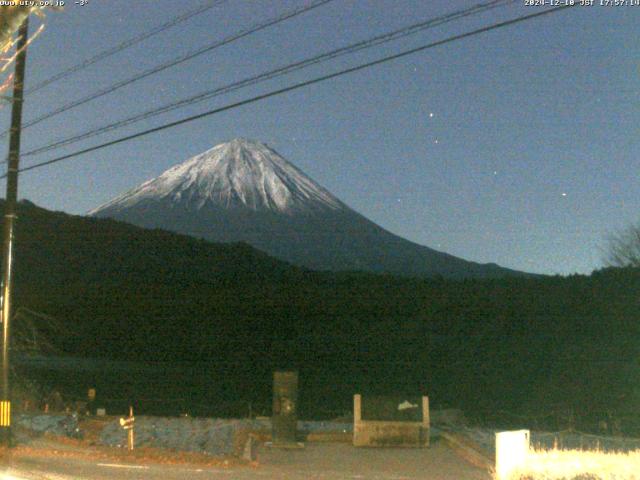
left=0, top=17, right=29, bottom=446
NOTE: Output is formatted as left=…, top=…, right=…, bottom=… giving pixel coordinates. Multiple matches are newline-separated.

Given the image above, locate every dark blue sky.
left=3, top=0, right=638, bottom=275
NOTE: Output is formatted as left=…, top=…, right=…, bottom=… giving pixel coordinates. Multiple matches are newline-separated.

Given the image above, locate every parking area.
left=3, top=437, right=491, bottom=480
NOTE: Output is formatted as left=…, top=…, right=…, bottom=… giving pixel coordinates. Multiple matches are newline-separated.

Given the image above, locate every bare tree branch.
left=604, top=223, right=640, bottom=268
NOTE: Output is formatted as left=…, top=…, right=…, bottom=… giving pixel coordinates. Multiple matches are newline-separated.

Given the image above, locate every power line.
left=2, top=5, right=575, bottom=179
left=0, top=0, right=335, bottom=139
left=23, top=0, right=515, bottom=159
left=24, top=0, right=227, bottom=96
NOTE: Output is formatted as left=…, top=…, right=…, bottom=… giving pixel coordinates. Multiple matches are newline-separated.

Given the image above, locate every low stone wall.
left=298, top=420, right=352, bottom=434
left=99, top=417, right=259, bottom=456
left=14, top=413, right=356, bottom=456
left=99, top=417, right=354, bottom=454
left=14, top=413, right=81, bottom=438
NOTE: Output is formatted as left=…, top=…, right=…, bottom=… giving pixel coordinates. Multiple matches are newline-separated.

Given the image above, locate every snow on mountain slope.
left=89, top=138, right=344, bottom=215
left=90, top=138, right=529, bottom=278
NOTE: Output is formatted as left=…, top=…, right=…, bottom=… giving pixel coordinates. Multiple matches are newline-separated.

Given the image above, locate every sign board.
left=119, top=416, right=135, bottom=430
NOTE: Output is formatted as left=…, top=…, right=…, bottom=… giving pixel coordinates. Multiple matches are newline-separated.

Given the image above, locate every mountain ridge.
left=90, top=138, right=531, bottom=279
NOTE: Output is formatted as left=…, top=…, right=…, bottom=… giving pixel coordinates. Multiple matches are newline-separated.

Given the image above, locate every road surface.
left=2, top=440, right=491, bottom=479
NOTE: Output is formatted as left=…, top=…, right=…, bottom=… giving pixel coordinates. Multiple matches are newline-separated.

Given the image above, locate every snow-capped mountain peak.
left=89, top=138, right=526, bottom=278
left=89, top=138, right=345, bottom=215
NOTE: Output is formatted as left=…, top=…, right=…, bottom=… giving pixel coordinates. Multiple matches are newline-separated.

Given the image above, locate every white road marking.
left=96, top=463, right=150, bottom=470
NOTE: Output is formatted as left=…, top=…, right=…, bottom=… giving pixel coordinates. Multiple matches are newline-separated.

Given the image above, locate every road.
left=2, top=440, right=491, bottom=480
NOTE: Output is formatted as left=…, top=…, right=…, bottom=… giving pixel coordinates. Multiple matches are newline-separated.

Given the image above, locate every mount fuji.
left=89, top=138, right=524, bottom=278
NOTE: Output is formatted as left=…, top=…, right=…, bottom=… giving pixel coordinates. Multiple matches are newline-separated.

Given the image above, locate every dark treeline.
left=6, top=201, right=640, bottom=431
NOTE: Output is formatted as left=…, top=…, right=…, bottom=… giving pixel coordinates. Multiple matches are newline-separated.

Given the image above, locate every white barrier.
left=495, top=429, right=530, bottom=480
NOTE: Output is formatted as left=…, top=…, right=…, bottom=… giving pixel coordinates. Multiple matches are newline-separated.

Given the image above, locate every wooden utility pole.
left=0, top=17, right=29, bottom=446
left=127, top=406, right=135, bottom=451
left=120, top=405, right=135, bottom=451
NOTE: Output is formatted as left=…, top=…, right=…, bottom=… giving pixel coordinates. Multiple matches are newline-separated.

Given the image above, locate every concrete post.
left=495, top=429, right=529, bottom=480
left=421, top=396, right=429, bottom=427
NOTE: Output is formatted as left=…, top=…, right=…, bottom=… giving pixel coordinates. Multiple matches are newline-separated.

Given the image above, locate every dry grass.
left=510, top=447, right=640, bottom=480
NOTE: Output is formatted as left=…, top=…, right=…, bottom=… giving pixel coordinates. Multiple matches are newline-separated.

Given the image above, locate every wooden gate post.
left=127, top=406, right=135, bottom=451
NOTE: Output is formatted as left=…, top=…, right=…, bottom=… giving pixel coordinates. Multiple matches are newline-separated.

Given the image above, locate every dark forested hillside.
left=5, top=200, right=640, bottom=430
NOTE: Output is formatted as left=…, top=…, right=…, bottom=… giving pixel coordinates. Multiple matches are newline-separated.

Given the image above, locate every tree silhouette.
left=605, top=222, right=640, bottom=267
